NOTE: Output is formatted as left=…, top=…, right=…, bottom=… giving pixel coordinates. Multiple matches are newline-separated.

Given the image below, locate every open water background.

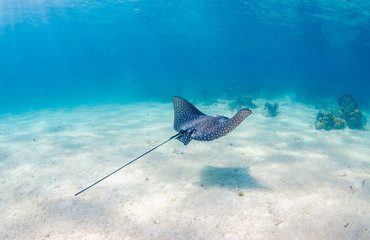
left=1, top=0, right=369, bottom=112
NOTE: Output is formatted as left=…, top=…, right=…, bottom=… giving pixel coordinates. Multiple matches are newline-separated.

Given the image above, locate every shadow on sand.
left=196, top=166, right=264, bottom=189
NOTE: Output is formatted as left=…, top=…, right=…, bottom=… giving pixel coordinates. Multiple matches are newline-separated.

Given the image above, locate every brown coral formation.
left=315, top=111, right=338, bottom=130
left=315, top=94, right=366, bottom=130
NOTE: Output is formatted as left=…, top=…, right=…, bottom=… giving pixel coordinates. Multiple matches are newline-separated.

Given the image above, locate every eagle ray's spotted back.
left=172, top=96, right=252, bottom=145
left=173, top=96, right=206, bottom=132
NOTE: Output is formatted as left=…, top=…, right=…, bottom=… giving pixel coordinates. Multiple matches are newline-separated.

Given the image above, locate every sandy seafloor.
left=0, top=97, right=369, bottom=240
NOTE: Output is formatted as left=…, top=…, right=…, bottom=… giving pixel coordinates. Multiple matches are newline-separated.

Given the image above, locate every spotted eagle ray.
left=75, top=96, right=252, bottom=196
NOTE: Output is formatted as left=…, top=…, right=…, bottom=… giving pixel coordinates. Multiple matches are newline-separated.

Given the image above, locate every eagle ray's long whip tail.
left=75, top=130, right=187, bottom=196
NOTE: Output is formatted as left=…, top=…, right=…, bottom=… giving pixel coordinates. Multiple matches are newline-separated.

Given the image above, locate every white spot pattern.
left=172, top=96, right=252, bottom=145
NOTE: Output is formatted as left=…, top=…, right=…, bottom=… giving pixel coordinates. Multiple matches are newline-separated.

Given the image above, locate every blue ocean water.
left=1, top=0, right=369, bottom=112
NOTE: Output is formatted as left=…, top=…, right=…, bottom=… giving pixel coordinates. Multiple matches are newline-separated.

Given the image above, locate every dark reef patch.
left=229, top=96, right=257, bottom=112
left=264, top=102, right=279, bottom=117
left=315, top=94, right=366, bottom=130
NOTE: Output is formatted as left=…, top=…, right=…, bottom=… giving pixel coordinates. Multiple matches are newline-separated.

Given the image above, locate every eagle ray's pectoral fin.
left=176, top=129, right=193, bottom=145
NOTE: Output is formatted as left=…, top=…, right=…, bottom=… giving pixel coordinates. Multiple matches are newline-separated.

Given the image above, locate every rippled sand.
left=0, top=97, right=369, bottom=240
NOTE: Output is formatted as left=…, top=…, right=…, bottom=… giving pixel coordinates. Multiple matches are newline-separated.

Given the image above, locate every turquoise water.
left=1, top=2, right=370, bottom=238
left=1, top=0, right=370, bottom=111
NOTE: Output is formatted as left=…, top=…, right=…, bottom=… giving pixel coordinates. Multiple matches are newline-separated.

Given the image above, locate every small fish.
left=75, top=96, right=252, bottom=196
